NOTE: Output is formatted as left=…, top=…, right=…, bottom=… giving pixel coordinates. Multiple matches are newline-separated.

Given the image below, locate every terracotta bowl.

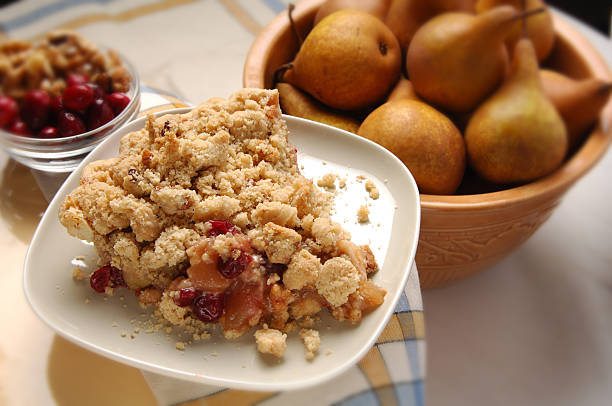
left=243, top=0, right=612, bottom=289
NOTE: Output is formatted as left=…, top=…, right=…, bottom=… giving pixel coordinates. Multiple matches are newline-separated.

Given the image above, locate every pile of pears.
left=276, top=0, right=611, bottom=195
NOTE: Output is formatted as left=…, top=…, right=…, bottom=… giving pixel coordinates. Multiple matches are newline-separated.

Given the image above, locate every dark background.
left=548, top=0, right=611, bottom=35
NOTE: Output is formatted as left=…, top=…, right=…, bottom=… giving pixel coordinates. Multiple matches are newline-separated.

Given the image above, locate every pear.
left=476, top=0, right=555, bottom=62
left=276, top=83, right=361, bottom=133
left=386, top=77, right=421, bottom=102
left=385, top=0, right=476, bottom=56
left=385, top=0, right=437, bottom=56
left=314, top=0, right=391, bottom=25
left=406, top=6, right=519, bottom=112
left=358, top=99, right=466, bottom=194
left=284, top=9, right=401, bottom=111
left=540, top=69, right=612, bottom=150
left=465, top=39, right=567, bottom=184
left=433, top=0, right=476, bottom=13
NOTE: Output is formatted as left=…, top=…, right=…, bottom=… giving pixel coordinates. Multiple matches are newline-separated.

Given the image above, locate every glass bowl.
left=0, top=50, right=140, bottom=173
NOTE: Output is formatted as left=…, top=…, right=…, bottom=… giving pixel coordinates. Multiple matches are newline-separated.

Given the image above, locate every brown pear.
left=276, top=83, right=361, bottom=133
left=465, top=39, right=567, bottom=184
left=385, top=0, right=475, bottom=56
left=386, top=77, right=421, bottom=102
left=433, top=0, right=476, bottom=12
left=314, top=0, right=391, bottom=25
left=540, top=69, right=612, bottom=149
left=385, top=0, right=437, bottom=56
left=284, top=9, right=401, bottom=111
left=476, top=0, right=555, bottom=62
left=358, top=99, right=466, bottom=194
left=406, top=6, right=518, bottom=112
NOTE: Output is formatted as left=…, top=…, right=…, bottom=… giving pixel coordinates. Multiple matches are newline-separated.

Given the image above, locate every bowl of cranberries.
left=0, top=56, right=139, bottom=173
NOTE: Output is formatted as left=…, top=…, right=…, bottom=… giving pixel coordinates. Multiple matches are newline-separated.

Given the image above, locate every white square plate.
left=23, top=110, right=420, bottom=391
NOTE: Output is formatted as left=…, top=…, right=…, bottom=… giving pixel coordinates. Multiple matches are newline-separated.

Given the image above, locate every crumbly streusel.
left=58, top=88, right=385, bottom=358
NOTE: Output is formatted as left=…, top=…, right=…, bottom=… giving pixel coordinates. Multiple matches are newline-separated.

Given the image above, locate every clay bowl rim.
left=243, top=0, right=612, bottom=212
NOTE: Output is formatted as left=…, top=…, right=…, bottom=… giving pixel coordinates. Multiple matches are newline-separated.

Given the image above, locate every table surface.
left=1, top=1, right=611, bottom=405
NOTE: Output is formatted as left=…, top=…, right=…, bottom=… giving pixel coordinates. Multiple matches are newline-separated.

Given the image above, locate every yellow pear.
left=358, top=99, right=466, bottom=194
left=276, top=83, right=361, bottom=133
left=386, top=77, right=421, bottom=102
left=540, top=69, right=612, bottom=149
left=465, top=39, right=567, bottom=184
left=314, top=0, right=391, bottom=25
left=284, top=9, right=401, bottom=111
left=476, top=0, right=555, bottom=62
left=406, top=6, right=519, bottom=112
left=385, top=0, right=476, bottom=56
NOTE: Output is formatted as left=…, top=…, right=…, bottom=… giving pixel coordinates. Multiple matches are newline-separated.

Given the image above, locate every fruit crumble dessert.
left=58, top=88, right=385, bottom=358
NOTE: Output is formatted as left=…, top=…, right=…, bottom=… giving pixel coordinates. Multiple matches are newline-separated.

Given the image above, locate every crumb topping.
left=357, top=205, right=370, bottom=223
left=316, top=257, right=360, bottom=307
left=299, top=328, right=320, bottom=360
left=254, top=327, right=287, bottom=358
left=57, top=88, right=384, bottom=358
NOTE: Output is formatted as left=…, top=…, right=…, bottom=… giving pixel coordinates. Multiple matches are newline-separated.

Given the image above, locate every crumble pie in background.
left=57, top=88, right=386, bottom=359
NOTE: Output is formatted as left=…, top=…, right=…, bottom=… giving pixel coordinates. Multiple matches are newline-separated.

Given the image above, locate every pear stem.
left=521, top=0, right=527, bottom=38
left=507, top=7, right=546, bottom=24
left=273, top=62, right=294, bottom=85
left=288, top=4, right=303, bottom=48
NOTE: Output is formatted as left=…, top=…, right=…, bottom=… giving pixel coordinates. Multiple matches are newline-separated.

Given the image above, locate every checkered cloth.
left=1, top=1, right=426, bottom=404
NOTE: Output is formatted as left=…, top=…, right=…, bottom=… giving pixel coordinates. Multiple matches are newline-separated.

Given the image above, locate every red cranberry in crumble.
left=174, top=287, right=199, bottom=307
left=206, top=219, right=237, bottom=237
left=106, top=92, right=130, bottom=115
left=218, top=251, right=252, bottom=279
left=63, top=83, right=94, bottom=111
left=192, top=292, right=224, bottom=322
left=58, top=110, right=86, bottom=137
left=0, top=95, right=18, bottom=128
left=21, top=89, right=51, bottom=130
left=90, top=266, right=124, bottom=293
left=90, top=266, right=111, bottom=293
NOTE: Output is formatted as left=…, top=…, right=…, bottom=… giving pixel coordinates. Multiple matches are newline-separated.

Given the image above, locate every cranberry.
left=86, top=83, right=106, bottom=99
left=109, top=267, right=126, bottom=287
left=63, top=84, right=94, bottom=111
left=86, top=98, right=114, bottom=130
left=207, top=220, right=237, bottom=237
left=21, top=89, right=51, bottom=130
left=90, top=266, right=111, bottom=293
left=0, top=95, right=18, bottom=128
left=192, top=292, right=224, bottom=322
left=50, top=96, right=63, bottom=118
left=38, top=126, right=59, bottom=138
left=58, top=110, right=86, bottom=137
left=66, top=73, right=90, bottom=87
left=218, top=251, right=252, bottom=279
left=174, top=287, right=199, bottom=307
left=106, top=92, right=130, bottom=115
left=8, top=118, right=30, bottom=136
